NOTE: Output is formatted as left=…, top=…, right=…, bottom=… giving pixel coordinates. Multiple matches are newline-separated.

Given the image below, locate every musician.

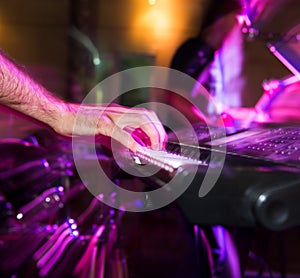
left=168, top=0, right=300, bottom=277
left=0, top=49, right=167, bottom=152
left=170, top=0, right=300, bottom=124
left=206, top=0, right=300, bottom=125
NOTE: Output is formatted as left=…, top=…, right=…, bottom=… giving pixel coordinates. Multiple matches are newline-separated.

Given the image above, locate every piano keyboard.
left=134, top=147, right=207, bottom=173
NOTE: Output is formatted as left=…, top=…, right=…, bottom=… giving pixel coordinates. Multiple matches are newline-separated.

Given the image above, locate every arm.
left=0, top=50, right=166, bottom=152
left=0, top=49, right=68, bottom=132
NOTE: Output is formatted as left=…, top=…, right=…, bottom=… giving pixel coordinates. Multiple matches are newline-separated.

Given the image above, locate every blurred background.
left=0, top=0, right=207, bottom=102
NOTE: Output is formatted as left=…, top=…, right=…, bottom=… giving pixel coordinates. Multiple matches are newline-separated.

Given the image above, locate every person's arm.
left=0, top=50, right=166, bottom=152
left=0, top=49, right=68, bottom=131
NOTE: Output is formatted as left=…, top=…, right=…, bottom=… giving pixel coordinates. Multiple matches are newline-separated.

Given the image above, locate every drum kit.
left=0, top=125, right=129, bottom=278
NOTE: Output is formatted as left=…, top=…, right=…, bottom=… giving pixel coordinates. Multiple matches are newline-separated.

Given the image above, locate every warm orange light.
left=133, top=4, right=171, bottom=46
left=149, top=9, right=170, bottom=38
left=129, top=0, right=203, bottom=66
left=148, top=0, right=156, bottom=5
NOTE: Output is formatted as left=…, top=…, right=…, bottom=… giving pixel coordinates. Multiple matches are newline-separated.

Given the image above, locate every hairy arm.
left=0, top=50, right=166, bottom=151
left=0, top=49, right=68, bottom=132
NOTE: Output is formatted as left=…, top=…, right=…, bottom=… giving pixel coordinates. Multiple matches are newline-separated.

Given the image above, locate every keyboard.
left=165, top=123, right=300, bottom=169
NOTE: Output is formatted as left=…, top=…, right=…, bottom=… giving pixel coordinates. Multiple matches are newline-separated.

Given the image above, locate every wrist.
left=52, top=102, right=79, bottom=137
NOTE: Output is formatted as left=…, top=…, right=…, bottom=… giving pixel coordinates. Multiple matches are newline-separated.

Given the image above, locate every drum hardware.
left=0, top=134, right=130, bottom=277
left=73, top=192, right=128, bottom=278
left=15, top=186, right=65, bottom=226
left=253, top=75, right=300, bottom=123
left=35, top=218, right=79, bottom=277
left=73, top=210, right=128, bottom=278
left=33, top=221, right=71, bottom=261
left=0, top=131, right=130, bottom=277
left=0, top=155, right=74, bottom=210
left=25, top=188, right=128, bottom=278
left=0, top=159, right=51, bottom=180
left=74, top=224, right=106, bottom=278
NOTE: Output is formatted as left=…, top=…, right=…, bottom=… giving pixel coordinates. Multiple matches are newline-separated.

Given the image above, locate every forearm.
left=0, top=49, right=69, bottom=132
left=0, top=50, right=166, bottom=151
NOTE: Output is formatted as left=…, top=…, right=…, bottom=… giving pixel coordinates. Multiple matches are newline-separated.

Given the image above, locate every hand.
left=0, top=48, right=165, bottom=151
left=56, top=103, right=167, bottom=153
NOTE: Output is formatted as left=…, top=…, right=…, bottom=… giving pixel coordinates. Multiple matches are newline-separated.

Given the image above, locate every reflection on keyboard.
left=170, top=124, right=300, bottom=168
left=135, top=148, right=206, bottom=173
left=212, top=126, right=300, bottom=168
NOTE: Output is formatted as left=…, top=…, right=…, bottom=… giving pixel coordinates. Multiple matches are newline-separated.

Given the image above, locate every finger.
left=138, top=121, right=165, bottom=150
left=124, top=118, right=163, bottom=150
left=121, top=110, right=167, bottom=150
left=123, top=127, right=151, bottom=148
left=110, top=125, right=143, bottom=153
left=133, top=110, right=167, bottom=150
left=142, top=111, right=168, bottom=148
